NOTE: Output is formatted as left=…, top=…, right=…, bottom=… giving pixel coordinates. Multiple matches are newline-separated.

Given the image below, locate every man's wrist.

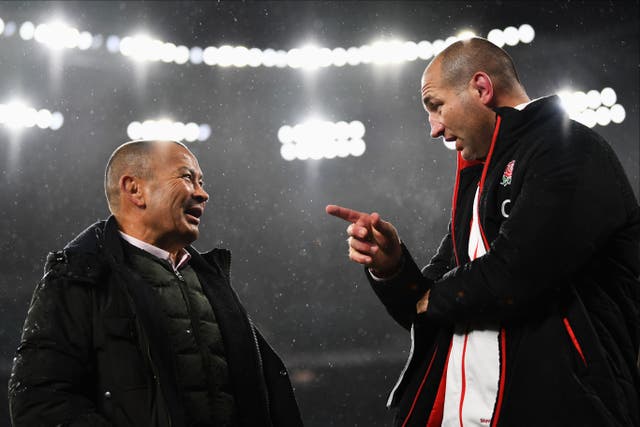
left=369, top=255, right=405, bottom=280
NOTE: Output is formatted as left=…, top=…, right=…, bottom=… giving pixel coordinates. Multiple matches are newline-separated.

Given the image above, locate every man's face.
left=421, top=61, right=495, bottom=161
left=142, top=143, right=209, bottom=250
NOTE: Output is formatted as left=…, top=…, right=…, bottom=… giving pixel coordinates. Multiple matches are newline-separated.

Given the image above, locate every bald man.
left=9, top=140, right=303, bottom=427
left=328, top=38, right=640, bottom=426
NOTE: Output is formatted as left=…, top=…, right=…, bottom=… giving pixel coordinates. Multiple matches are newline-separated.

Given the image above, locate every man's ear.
left=469, top=71, right=494, bottom=106
left=120, top=175, right=146, bottom=208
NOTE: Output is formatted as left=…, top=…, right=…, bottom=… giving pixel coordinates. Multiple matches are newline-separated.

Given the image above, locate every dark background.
left=0, top=1, right=638, bottom=425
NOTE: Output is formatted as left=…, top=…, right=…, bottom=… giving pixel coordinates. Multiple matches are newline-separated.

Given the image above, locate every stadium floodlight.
left=126, top=119, right=212, bottom=142
left=278, top=119, right=367, bottom=161
left=555, top=87, right=624, bottom=128
left=0, top=100, right=64, bottom=131
left=5, top=15, right=534, bottom=69
left=19, top=21, right=35, bottom=40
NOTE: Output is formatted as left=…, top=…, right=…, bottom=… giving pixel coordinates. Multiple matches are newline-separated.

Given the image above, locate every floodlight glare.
left=487, top=29, right=505, bottom=47
left=189, top=46, right=204, bottom=64
left=457, top=30, right=476, bottom=41
left=19, top=21, right=35, bottom=40
left=595, top=106, right=611, bottom=127
left=4, top=21, right=16, bottom=37
left=106, top=35, right=120, bottom=53
left=78, top=31, right=93, bottom=50
left=417, top=40, right=434, bottom=60
left=518, top=24, right=535, bottom=44
left=198, top=124, right=211, bottom=141
left=557, top=87, right=624, bottom=127
left=600, top=87, right=616, bottom=107
left=278, top=119, right=367, bottom=161
left=586, top=90, right=601, bottom=110
left=610, top=104, right=626, bottom=124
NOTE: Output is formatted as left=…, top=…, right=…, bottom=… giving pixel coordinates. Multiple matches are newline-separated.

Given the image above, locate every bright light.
left=174, top=45, right=190, bottom=64
left=78, top=31, right=93, bottom=50
left=19, top=21, right=35, bottom=40
left=126, top=119, right=212, bottom=142
left=278, top=119, right=366, bottom=161
left=119, top=34, right=165, bottom=62
left=198, top=124, right=211, bottom=141
left=189, top=46, right=203, bottom=64
left=595, top=106, right=611, bottom=126
left=487, top=29, right=505, bottom=47
left=432, top=39, right=446, bottom=55
left=600, top=87, right=617, bottom=107
left=457, top=30, right=476, bottom=41
left=50, top=112, right=64, bottom=130
left=91, top=34, right=103, bottom=49
left=518, top=24, right=535, bottom=44
left=0, top=101, right=63, bottom=131
left=6, top=17, right=534, bottom=69
left=36, top=109, right=52, bottom=129
left=34, top=21, right=82, bottom=49
left=0, top=18, right=4, bottom=35
left=558, top=87, right=624, bottom=127
left=610, top=104, right=626, bottom=124
left=417, top=40, right=434, bottom=60
left=503, top=26, right=520, bottom=46
left=4, top=21, right=16, bottom=37
left=106, top=35, right=120, bottom=53
left=586, top=90, right=601, bottom=109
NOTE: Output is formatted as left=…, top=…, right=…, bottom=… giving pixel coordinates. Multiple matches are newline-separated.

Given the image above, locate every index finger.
left=325, top=204, right=369, bottom=224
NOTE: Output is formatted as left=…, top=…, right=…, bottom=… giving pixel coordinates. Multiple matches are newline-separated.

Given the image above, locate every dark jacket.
left=368, top=96, right=640, bottom=426
left=9, top=216, right=303, bottom=427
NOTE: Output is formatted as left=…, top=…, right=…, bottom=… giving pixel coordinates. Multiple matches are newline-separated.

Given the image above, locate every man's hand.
left=416, top=289, right=430, bottom=314
left=325, top=204, right=403, bottom=278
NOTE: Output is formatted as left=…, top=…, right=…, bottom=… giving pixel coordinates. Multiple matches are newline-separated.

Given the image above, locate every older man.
left=9, top=140, right=303, bottom=427
left=327, top=38, right=640, bottom=426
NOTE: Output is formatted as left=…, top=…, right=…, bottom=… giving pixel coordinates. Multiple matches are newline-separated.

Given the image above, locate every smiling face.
left=421, top=59, right=496, bottom=161
left=140, top=142, right=209, bottom=252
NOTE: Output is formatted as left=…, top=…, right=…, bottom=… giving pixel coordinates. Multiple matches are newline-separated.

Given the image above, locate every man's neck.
left=116, top=219, right=183, bottom=265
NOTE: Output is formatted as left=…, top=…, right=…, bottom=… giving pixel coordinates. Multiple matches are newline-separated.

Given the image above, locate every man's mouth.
left=185, top=206, right=204, bottom=224
left=444, top=135, right=462, bottom=151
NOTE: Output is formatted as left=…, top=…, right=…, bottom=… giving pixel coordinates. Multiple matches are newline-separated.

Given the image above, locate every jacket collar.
left=491, top=95, right=565, bottom=156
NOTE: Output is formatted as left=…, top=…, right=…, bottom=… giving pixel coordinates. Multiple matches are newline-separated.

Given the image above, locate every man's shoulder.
left=44, top=219, right=113, bottom=283
left=190, top=247, right=232, bottom=277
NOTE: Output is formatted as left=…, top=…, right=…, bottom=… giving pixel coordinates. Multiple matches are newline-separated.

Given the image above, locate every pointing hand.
left=326, top=204, right=403, bottom=278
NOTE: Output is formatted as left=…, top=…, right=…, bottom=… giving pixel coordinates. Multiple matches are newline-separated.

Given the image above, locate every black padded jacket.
left=9, top=216, right=303, bottom=427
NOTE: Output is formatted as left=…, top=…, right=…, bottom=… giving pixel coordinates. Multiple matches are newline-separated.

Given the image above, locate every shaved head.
left=427, top=37, right=523, bottom=95
left=104, top=140, right=188, bottom=213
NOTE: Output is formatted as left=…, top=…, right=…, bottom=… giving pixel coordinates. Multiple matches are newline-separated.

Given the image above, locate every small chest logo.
left=501, top=160, right=515, bottom=187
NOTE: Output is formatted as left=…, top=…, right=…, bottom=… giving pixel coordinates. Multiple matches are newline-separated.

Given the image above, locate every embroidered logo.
left=501, top=160, right=515, bottom=187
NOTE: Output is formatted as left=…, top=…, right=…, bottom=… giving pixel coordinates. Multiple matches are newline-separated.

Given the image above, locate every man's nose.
left=429, top=117, right=445, bottom=139
left=194, top=185, right=209, bottom=203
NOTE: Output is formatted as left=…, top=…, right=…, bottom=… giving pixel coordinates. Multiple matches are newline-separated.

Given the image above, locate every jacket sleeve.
left=9, top=261, right=112, bottom=427
left=367, top=229, right=454, bottom=330
left=425, top=127, right=640, bottom=324
left=254, top=328, right=304, bottom=427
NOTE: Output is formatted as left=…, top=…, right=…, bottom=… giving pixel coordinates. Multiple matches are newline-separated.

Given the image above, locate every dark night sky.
left=0, top=1, right=638, bottom=425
